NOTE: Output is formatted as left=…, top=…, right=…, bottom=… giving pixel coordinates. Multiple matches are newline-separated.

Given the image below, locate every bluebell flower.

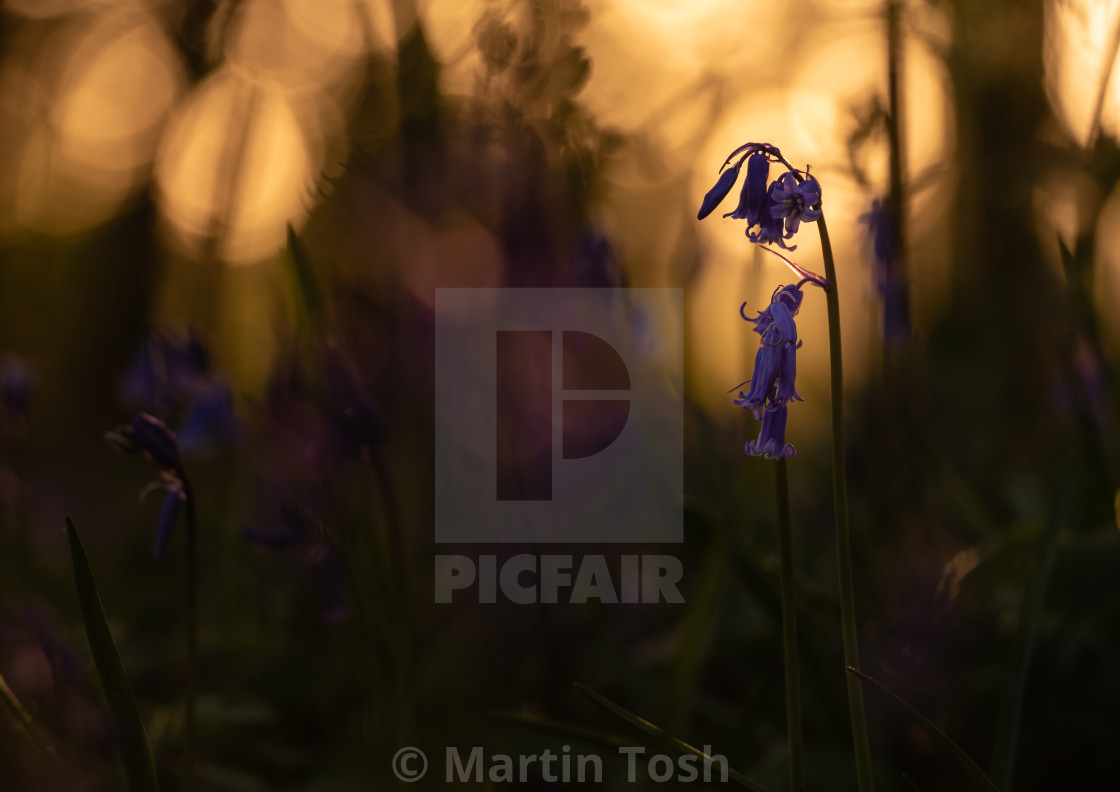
left=697, top=159, right=744, bottom=220
left=724, top=152, right=770, bottom=226
left=107, top=413, right=185, bottom=477
left=746, top=404, right=796, bottom=459
left=119, top=328, right=236, bottom=450
left=734, top=323, right=802, bottom=418
left=748, top=179, right=796, bottom=249
left=769, top=172, right=822, bottom=236
left=748, top=284, right=805, bottom=336
left=734, top=284, right=805, bottom=456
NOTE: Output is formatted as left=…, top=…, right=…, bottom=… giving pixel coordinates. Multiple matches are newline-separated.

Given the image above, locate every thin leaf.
left=757, top=245, right=833, bottom=291
left=0, top=670, right=55, bottom=754
left=573, top=683, right=772, bottom=792
left=285, top=224, right=324, bottom=322
left=66, top=517, right=160, bottom=792
left=846, top=666, right=999, bottom=792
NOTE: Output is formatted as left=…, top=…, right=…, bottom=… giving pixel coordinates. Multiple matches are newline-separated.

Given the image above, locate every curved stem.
left=817, top=214, right=875, bottom=792
left=183, top=475, right=198, bottom=792
left=774, top=459, right=804, bottom=792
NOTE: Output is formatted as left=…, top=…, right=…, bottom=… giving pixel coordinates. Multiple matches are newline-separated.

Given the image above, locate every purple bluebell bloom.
left=120, top=328, right=237, bottom=450
left=736, top=327, right=786, bottom=419
left=697, top=159, right=744, bottom=220
left=129, top=414, right=184, bottom=475
left=107, top=413, right=185, bottom=477
left=734, top=323, right=802, bottom=418
left=769, top=172, right=822, bottom=236
left=746, top=405, right=796, bottom=459
left=724, top=152, right=770, bottom=226
left=748, top=179, right=796, bottom=249
left=745, top=284, right=805, bottom=341
left=734, top=284, right=805, bottom=455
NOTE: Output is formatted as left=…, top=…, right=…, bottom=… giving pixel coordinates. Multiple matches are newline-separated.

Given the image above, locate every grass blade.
left=573, top=683, right=773, bottom=792
left=66, top=517, right=160, bottom=792
left=847, top=666, right=999, bottom=792
left=285, top=223, right=324, bottom=322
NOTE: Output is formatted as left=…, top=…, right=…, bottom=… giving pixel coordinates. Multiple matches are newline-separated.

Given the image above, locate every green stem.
left=817, top=214, right=875, bottom=792
left=774, top=459, right=804, bottom=792
left=884, top=0, right=910, bottom=359
left=183, top=475, right=198, bottom=792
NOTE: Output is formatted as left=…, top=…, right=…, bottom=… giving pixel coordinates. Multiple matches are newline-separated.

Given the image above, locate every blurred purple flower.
left=107, top=413, right=194, bottom=555
left=120, top=329, right=237, bottom=450
left=860, top=198, right=911, bottom=345
left=179, top=378, right=237, bottom=453
left=107, top=413, right=185, bottom=477
left=0, top=354, right=36, bottom=432
left=567, top=226, right=623, bottom=287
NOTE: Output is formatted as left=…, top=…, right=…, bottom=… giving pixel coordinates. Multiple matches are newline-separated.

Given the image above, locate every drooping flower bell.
left=745, top=404, right=796, bottom=459
left=697, top=158, right=745, bottom=220
left=697, top=143, right=823, bottom=250
left=107, top=413, right=189, bottom=556
left=769, top=172, right=822, bottom=236
left=107, top=413, right=185, bottom=477
left=723, top=152, right=770, bottom=226
left=748, top=179, right=796, bottom=250
left=734, top=284, right=805, bottom=457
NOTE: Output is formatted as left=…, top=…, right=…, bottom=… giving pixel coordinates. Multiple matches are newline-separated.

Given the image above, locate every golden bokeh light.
left=227, top=0, right=367, bottom=97
left=3, top=0, right=93, bottom=20
left=1043, top=0, right=1120, bottom=146
left=154, top=72, right=317, bottom=265
left=0, top=10, right=182, bottom=235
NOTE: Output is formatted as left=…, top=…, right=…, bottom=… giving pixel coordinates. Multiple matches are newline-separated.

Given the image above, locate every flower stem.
left=774, top=458, right=804, bottom=792
left=183, top=475, right=198, bottom=792
left=884, top=0, right=911, bottom=357
left=816, top=214, right=875, bottom=792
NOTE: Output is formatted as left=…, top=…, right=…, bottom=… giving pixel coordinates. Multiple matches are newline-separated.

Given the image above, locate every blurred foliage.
left=0, top=1, right=1119, bottom=791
